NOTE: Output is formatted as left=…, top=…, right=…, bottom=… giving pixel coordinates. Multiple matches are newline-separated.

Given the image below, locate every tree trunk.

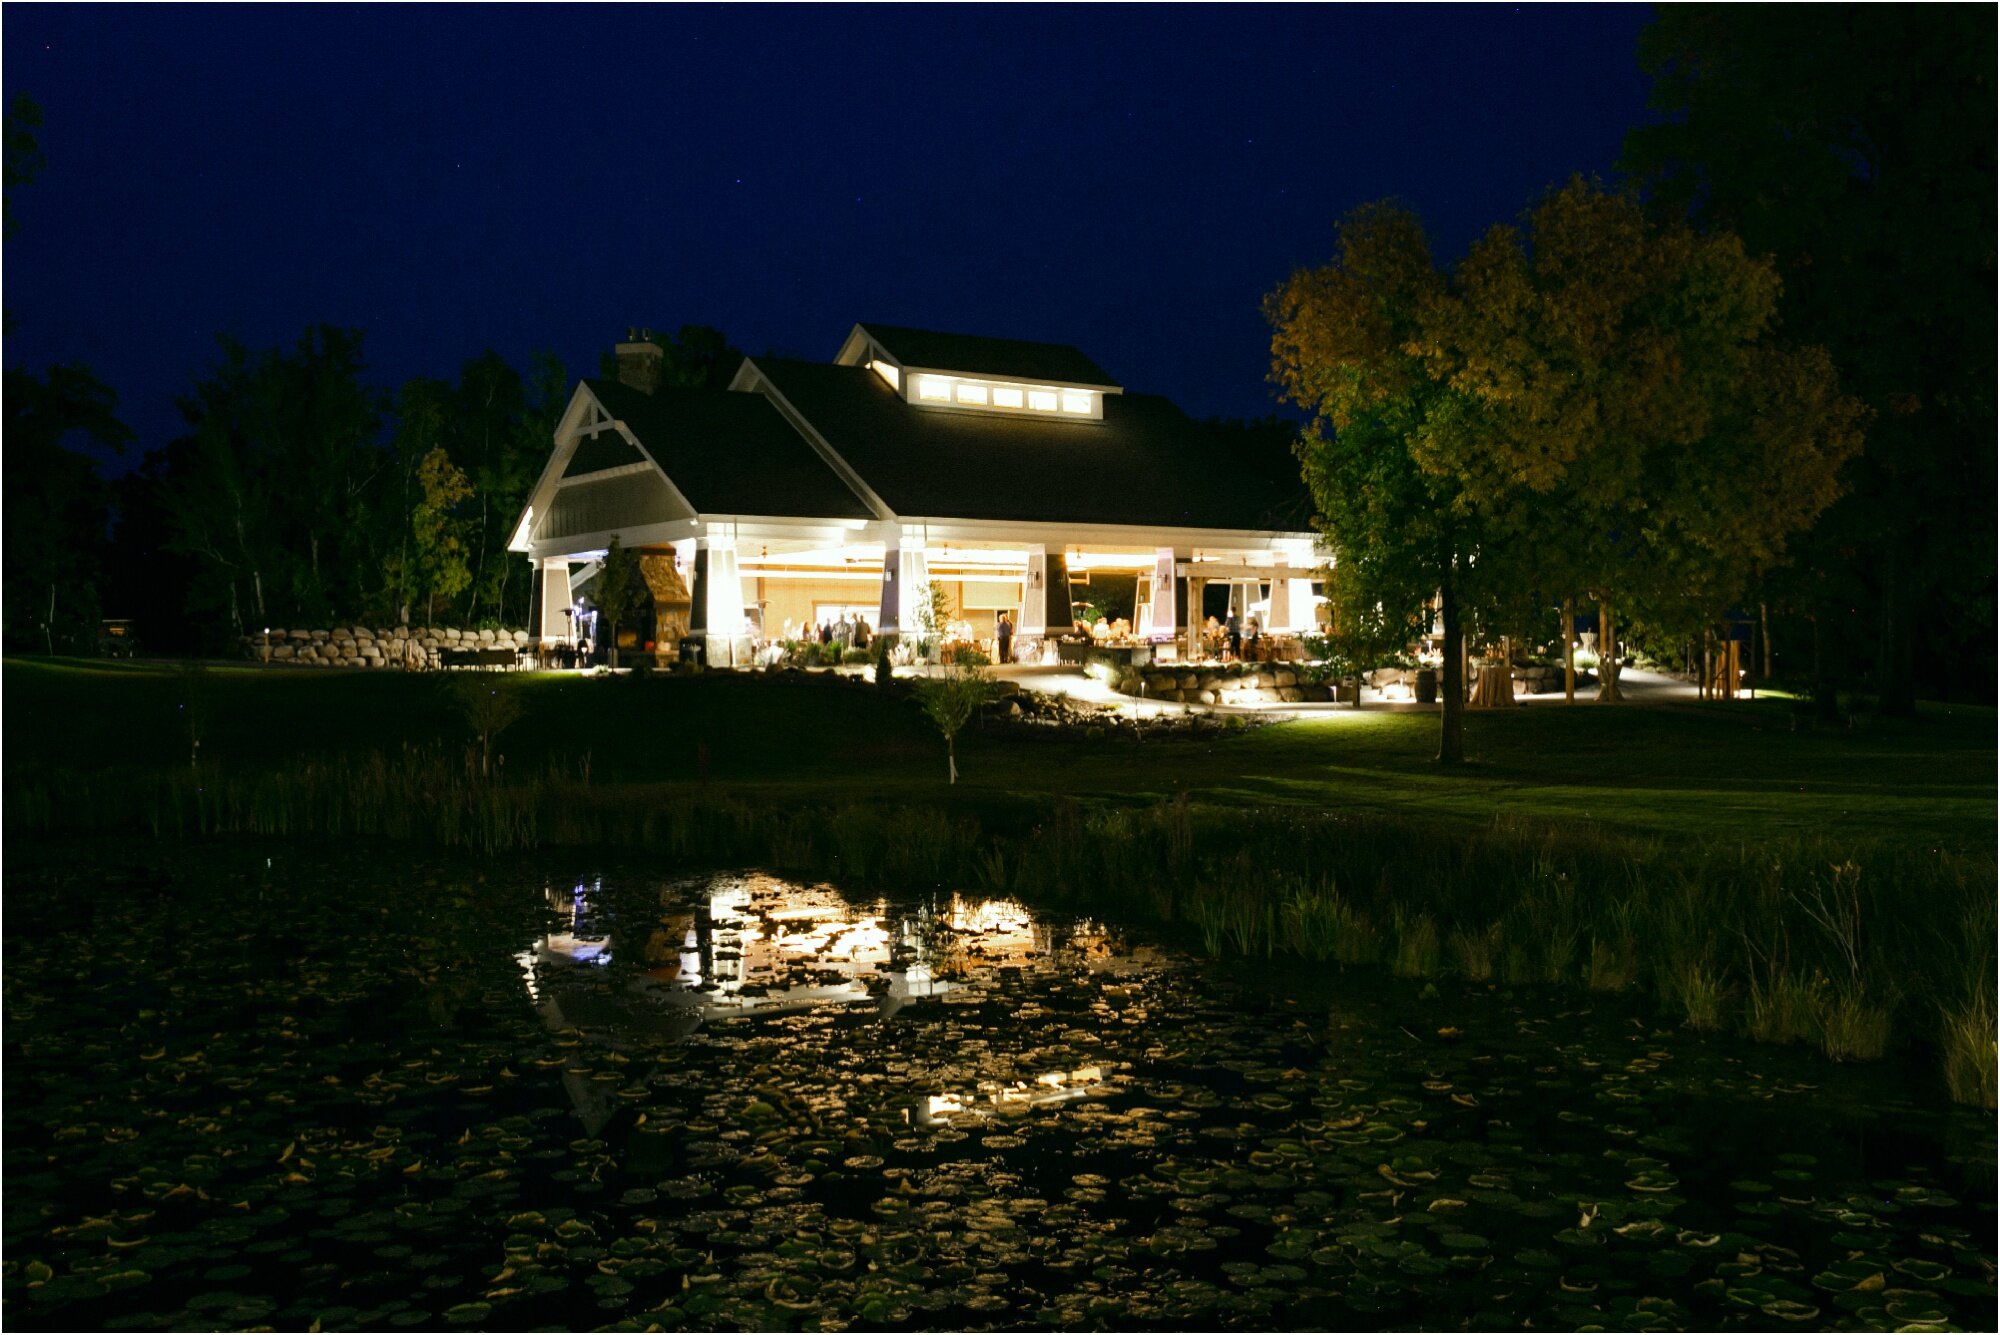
left=1563, top=598, right=1576, bottom=703
left=1701, top=628, right=1714, bottom=702
left=45, top=583, right=55, bottom=656
left=947, top=737, right=958, bottom=785
left=1760, top=601, right=1773, bottom=680
left=1437, top=578, right=1464, bottom=765
left=1595, top=601, right=1623, bottom=702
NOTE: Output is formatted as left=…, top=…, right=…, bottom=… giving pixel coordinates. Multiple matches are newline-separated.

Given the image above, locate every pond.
left=4, top=844, right=1993, bottom=1331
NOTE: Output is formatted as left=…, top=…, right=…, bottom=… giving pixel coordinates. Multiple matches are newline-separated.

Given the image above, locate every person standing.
left=997, top=610, right=1014, bottom=664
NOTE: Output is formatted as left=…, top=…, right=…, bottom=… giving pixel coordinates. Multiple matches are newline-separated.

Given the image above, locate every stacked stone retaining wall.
left=238, top=626, right=531, bottom=668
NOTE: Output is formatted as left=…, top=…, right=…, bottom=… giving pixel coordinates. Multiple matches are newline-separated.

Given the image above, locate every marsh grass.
left=1391, top=909, right=1442, bottom=979
left=11, top=749, right=1996, bottom=1102
left=1941, top=991, right=1997, bottom=1110
left=1746, top=968, right=1823, bottom=1046
left=1666, top=963, right=1731, bottom=1031
left=1814, top=986, right=1895, bottom=1062
left=1446, top=922, right=1503, bottom=982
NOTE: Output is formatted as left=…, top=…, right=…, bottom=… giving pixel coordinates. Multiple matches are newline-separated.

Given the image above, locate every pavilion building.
left=508, top=323, right=1324, bottom=664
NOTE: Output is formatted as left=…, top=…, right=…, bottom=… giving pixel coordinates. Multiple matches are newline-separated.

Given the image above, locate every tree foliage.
left=910, top=663, right=997, bottom=784
left=1417, top=179, right=1866, bottom=648
left=593, top=535, right=649, bottom=669
left=1266, top=203, right=1486, bottom=761
left=2, top=364, right=132, bottom=651
left=411, top=445, right=474, bottom=627
left=1271, top=181, right=1863, bottom=733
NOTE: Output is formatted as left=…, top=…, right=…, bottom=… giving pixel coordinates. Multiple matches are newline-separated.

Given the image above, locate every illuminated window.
left=1028, top=390, right=1058, bottom=411
left=870, top=360, right=901, bottom=391
left=1061, top=391, right=1092, bottom=414
left=955, top=383, right=989, bottom=405
left=918, top=377, right=952, bottom=402
left=989, top=387, right=1022, bottom=408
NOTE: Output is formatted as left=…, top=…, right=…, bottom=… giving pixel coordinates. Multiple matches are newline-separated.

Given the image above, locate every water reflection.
left=518, top=873, right=1124, bottom=1132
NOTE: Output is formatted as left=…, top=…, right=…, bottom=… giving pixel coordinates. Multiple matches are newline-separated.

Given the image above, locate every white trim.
left=733, top=358, right=897, bottom=523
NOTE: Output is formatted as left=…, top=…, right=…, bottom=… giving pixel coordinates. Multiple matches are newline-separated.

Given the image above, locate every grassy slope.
left=7, top=658, right=1993, bottom=850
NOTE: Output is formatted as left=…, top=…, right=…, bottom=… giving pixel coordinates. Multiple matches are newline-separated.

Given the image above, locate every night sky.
left=5, top=4, right=1655, bottom=471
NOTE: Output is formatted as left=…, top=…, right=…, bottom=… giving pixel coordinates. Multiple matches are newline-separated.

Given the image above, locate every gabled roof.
left=856, top=323, right=1121, bottom=389
left=748, top=358, right=1307, bottom=532
left=584, top=378, right=872, bottom=521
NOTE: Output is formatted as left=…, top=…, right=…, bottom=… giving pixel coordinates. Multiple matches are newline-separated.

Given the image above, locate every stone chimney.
left=614, top=327, right=663, bottom=394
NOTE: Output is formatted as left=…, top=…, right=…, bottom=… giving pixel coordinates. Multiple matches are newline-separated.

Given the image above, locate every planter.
left=1414, top=668, right=1438, bottom=704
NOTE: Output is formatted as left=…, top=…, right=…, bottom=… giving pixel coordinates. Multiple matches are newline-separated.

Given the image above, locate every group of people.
left=784, top=614, right=872, bottom=651
left=1200, top=613, right=1262, bottom=661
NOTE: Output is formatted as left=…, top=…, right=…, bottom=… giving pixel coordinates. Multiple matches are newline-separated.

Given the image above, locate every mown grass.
left=6, top=656, right=1995, bottom=1105
left=7, top=658, right=1993, bottom=848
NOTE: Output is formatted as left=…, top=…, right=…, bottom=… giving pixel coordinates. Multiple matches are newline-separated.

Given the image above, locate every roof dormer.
left=834, top=322, right=1121, bottom=422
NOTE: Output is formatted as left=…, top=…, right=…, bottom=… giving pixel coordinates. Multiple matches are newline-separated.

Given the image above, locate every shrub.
left=1746, top=968, right=1822, bottom=1045
left=841, top=648, right=873, bottom=665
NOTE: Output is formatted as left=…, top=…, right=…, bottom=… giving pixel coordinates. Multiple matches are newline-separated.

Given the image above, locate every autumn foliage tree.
left=1270, top=180, right=1863, bottom=750
left=1416, top=179, right=1866, bottom=699
left=1266, top=203, right=1495, bottom=762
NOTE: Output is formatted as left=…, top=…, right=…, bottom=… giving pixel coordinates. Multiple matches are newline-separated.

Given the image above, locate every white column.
left=1144, top=547, right=1177, bottom=641
left=1268, top=557, right=1292, bottom=632
left=1018, top=545, right=1048, bottom=637
left=896, top=546, right=930, bottom=635
left=702, top=533, right=745, bottom=666
left=539, top=557, right=573, bottom=647
left=1286, top=575, right=1318, bottom=633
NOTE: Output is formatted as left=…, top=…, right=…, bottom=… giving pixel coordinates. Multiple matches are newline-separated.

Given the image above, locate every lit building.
left=508, top=323, right=1323, bottom=664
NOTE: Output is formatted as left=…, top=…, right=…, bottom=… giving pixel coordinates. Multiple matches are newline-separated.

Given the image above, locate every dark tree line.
left=1622, top=5, right=1996, bottom=709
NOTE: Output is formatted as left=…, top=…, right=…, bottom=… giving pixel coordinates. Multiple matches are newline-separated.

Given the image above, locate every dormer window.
left=905, top=374, right=1100, bottom=418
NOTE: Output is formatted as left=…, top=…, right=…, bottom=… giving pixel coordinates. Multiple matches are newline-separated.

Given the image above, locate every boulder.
left=271, top=644, right=294, bottom=660
left=1178, top=673, right=1199, bottom=690
left=392, top=626, right=409, bottom=640
left=1197, top=689, right=1217, bottom=706
left=477, top=628, right=496, bottom=644
left=360, top=645, right=381, bottom=659
left=1273, top=669, right=1296, bottom=687
left=1279, top=687, right=1304, bottom=703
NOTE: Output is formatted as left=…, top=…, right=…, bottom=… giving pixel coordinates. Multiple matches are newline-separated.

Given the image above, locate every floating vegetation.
left=5, top=847, right=1994, bottom=1332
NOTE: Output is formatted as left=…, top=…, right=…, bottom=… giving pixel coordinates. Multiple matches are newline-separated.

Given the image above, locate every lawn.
left=5, top=658, right=1992, bottom=850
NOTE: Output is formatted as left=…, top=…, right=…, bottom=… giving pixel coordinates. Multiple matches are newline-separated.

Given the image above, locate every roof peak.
left=845, top=322, right=1121, bottom=390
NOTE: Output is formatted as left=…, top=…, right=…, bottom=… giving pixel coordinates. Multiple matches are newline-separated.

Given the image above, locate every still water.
left=4, top=846, right=1993, bottom=1331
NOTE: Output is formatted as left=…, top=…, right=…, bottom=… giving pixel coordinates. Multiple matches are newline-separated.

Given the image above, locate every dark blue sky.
left=5, top=4, right=1656, bottom=469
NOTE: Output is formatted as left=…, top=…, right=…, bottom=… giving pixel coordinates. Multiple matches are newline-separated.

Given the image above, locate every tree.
left=3, top=364, right=132, bottom=653
left=911, top=663, right=997, bottom=784
left=1266, top=203, right=1494, bottom=762
left=592, top=535, right=648, bottom=669
left=445, top=673, right=525, bottom=778
left=4, top=92, right=44, bottom=244
left=411, top=446, right=474, bottom=627
left=159, top=329, right=384, bottom=633
left=1414, top=179, right=1865, bottom=699
left=1621, top=7, right=1996, bottom=709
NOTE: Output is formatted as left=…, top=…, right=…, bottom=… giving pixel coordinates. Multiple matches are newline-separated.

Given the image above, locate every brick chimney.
left=614, top=327, right=663, bottom=394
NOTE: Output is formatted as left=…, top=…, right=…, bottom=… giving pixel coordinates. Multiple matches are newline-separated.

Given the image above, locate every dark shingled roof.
left=754, top=359, right=1309, bottom=532
left=859, top=324, right=1120, bottom=388
left=584, top=378, right=872, bottom=520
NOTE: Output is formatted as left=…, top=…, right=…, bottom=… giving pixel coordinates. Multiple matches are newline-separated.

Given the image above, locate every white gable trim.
left=730, top=357, right=896, bottom=524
